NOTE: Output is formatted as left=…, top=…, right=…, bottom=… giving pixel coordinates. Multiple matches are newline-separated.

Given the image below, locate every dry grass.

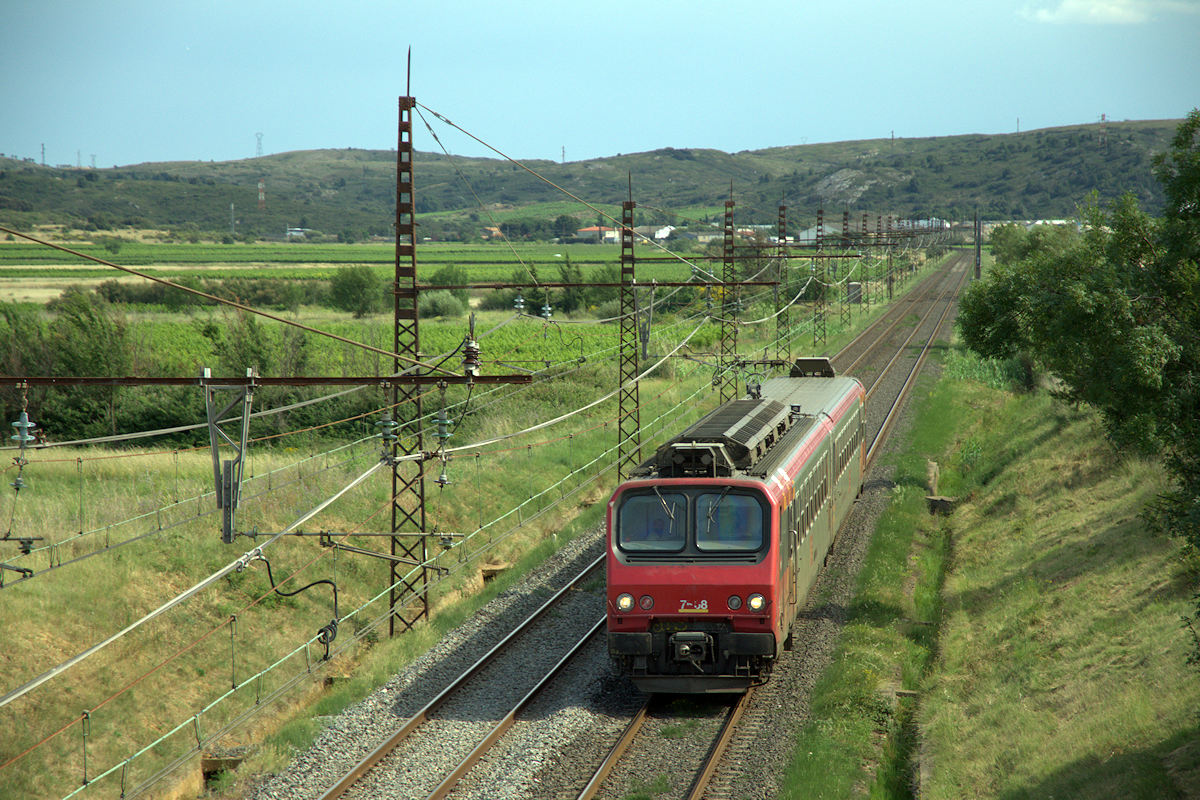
left=920, top=389, right=1199, bottom=798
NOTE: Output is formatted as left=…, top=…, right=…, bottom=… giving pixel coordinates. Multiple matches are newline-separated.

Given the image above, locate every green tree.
left=329, top=266, right=385, bottom=318
left=47, top=288, right=131, bottom=436
left=1144, top=111, right=1200, bottom=549
left=986, top=222, right=1027, bottom=265
left=553, top=214, right=577, bottom=239
left=958, top=110, right=1200, bottom=553
left=429, top=264, right=469, bottom=305
left=556, top=255, right=585, bottom=313
left=0, top=302, right=54, bottom=428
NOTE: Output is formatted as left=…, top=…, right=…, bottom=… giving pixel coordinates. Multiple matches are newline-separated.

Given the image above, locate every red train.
left=606, top=359, right=865, bottom=693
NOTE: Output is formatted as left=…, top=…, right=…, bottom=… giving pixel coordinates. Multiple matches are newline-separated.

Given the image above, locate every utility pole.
left=775, top=205, right=789, bottom=362
left=813, top=207, right=826, bottom=349
left=718, top=192, right=738, bottom=403
left=617, top=196, right=640, bottom=479
left=389, top=93, right=428, bottom=637
left=974, top=210, right=982, bottom=280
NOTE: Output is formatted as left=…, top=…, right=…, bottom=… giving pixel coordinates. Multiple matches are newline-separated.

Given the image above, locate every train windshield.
left=615, top=488, right=767, bottom=556
left=617, top=492, right=688, bottom=552
left=696, top=492, right=764, bottom=552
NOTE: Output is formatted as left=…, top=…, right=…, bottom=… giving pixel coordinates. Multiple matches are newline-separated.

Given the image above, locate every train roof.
left=633, top=360, right=860, bottom=479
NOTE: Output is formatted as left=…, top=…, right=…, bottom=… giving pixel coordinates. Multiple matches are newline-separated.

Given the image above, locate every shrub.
left=329, top=266, right=385, bottom=318
left=419, top=290, right=465, bottom=318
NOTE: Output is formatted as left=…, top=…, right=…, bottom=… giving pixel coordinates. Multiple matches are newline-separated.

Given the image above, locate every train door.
left=786, top=496, right=797, bottom=619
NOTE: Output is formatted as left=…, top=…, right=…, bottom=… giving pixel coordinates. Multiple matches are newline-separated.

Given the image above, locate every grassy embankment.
left=780, top=347, right=1200, bottom=798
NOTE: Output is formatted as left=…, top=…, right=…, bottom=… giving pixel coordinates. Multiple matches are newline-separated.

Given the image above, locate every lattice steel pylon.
left=839, top=210, right=852, bottom=329
left=862, top=213, right=871, bottom=312
left=617, top=199, right=641, bottom=480
left=389, top=95, right=428, bottom=637
left=775, top=205, right=789, bottom=362
left=719, top=197, right=739, bottom=403
left=813, top=208, right=827, bottom=349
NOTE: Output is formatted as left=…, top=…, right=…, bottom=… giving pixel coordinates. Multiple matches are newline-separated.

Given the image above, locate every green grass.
left=780, top=344, right=1199, bottom=799
left=622, top=773, right=673, bottom=800
left=0, top=239, right=701, bottom=288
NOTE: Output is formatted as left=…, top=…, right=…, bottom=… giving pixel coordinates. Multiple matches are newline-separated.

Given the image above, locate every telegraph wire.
left=414, top=105, right=542, bottom=290
left=0, top=457, right=387, bottom=712
left=0, top=464, right=404, bottom=780
left=417, top=104, right=742, bottom=281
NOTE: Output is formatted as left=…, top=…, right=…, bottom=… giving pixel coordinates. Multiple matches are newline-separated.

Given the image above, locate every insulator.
left=435, top=409, right=451, bottom=443
left=375, top=416, right=399, bottom=443
left=10, top=411, right=35, bottom=446
left=541, top=303, right=552, bottom=320
left=462, top=339, right=481, bottom=377
left=317, top=618, right=338, bottom=660
left=11, top=474, right=25, bottom=491
left=435, top=461, right=451, bottom=487
left=514, top=293, right=525, bottom=312
left=317, top=618, right=338, bottom=645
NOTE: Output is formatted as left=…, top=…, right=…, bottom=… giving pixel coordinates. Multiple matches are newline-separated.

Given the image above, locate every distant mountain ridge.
left=0, top=118, right=1181, bottom=239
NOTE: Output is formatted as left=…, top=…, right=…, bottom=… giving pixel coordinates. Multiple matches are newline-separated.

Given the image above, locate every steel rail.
left=686, top=690, right=755, bottom=800
left=319, top=254, right=965, bottom=800
left=426, top=618, right=607, bottom=800
left=833, top=254, right=961, bottom=379
left=857, top=258, right=964, bottom=402
left=574, top=698, right=652, bottom=800
left=865, top=254, right=970, bottom=467
left=318, top=553, right=605, bottom=799
left=575, top=255, right=966, bottom=800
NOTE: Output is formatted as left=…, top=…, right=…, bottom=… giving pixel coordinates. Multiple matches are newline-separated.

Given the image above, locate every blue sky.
left=2, top=0, right=1197, bottom=168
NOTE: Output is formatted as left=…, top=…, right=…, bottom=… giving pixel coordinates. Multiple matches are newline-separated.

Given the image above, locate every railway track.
left=279, top=252, right=969, bottom=800
left=572, top=252, right=970, bottom=800
left=318, top=557, right=607, bottom=800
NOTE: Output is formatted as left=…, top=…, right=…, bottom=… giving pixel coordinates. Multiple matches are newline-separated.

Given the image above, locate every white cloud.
left=1020, top=0, right=1198, bottom=23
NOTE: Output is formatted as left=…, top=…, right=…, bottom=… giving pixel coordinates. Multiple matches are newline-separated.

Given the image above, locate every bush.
left=329, top=266, right=385, bottom=318
left=419, top=290, right=465, bottom=318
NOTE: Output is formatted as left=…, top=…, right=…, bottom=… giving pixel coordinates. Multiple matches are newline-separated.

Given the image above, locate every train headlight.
left=616, top=593, right=635, bottom=613
left=727, top=595, right=743, bottom=611
left=747, top=593, right=767, bottom=612
left=639, top=595, right=654, bottom=610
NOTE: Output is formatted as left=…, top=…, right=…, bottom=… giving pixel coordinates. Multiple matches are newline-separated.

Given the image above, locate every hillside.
left=0, top=118, right=1181, bottom=239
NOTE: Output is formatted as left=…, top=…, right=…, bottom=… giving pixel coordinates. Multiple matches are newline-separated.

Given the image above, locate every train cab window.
left=695, top=493, right=764, bottom=552
left=617, top=492, right=687, bottom=552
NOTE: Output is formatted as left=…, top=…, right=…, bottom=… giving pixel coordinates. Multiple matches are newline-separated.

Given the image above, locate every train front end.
left=606, top=478, right=781, bottom=694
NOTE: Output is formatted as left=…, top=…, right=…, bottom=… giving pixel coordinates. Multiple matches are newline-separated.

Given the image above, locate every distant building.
left=574, top=225, right=619, bottom=244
